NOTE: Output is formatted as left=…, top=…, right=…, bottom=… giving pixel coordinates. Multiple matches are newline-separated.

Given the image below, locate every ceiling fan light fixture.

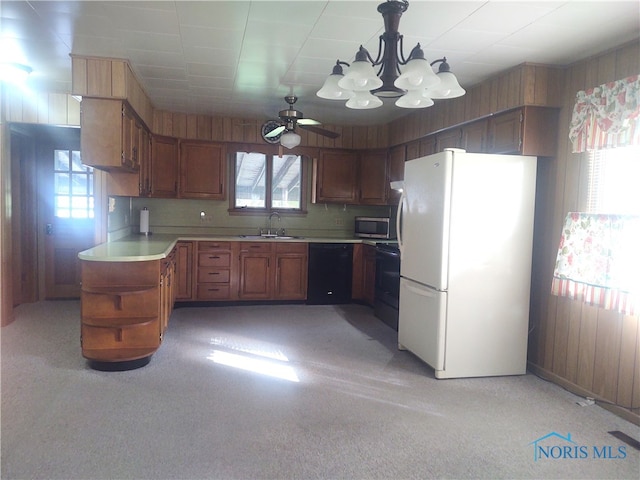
left=317, top=0, right=464, bottom=110
left=280, top=131, right=301, bottom=149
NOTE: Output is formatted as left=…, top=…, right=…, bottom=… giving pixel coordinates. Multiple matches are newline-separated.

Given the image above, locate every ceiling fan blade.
left=299, top=124, right=340, bottom=139
left=265, top=125, right=285, bottom=138
left=298, top=118, right=321, bottom=126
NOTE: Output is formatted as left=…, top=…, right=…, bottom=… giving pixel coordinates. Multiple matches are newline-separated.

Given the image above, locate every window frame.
left=228, top=149, right=309, bottom=216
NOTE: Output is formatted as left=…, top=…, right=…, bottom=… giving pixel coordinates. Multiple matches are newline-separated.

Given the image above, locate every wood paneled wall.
left=151, top=110, right=389, bottom=150
left=527, top=40, right=640, bottom=424
left=71, top=55, right=154, bottom=128
left=4, top=89, right=80, bottom=126
left=388, top=63, right=563, bottom=146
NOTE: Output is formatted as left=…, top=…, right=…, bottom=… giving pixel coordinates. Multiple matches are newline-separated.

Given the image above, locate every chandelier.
left=316, top=0, right=465, bottom=109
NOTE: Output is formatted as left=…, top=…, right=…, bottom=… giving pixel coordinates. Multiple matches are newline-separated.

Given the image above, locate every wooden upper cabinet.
left=487, top=109, right=522, bottom=154
left=487, top=107, right=558, bottom=156
left=312, top=150, right=358, bottom=204
left=179, top=140, right=226, bottom=199
left=358, top=149, right=388, bottom=205
left=150, top=135, right=179, bottom=198
left=138, top=124, right=151, bottom=196
left=388, top=145, right=405, bottom=204
left=81, top=98, right=142, bottom=172
left=435, top=128, right=462, bottom=152
left=461, top=121, right=488, bottom=153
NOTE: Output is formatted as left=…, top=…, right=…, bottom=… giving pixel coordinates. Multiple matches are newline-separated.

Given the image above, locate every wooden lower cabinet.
left=196, top=241, right=234, bottom=300
left=274, top=243, right=308, bottom=300
left=80, top=253, right=175, bottom=365
left=352, top=243, right=376, bottom=306
left=238, top=242, right=308, bottom=300
left=175, top=241, right=193, bottom=300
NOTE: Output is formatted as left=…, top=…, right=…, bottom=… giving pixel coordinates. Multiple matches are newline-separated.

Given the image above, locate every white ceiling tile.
left=248, top=1, right=327, bottom=25
left=3, top=0, right=637, bottom=126
left=183, top=47, right=240, bottom=67
left=101, top=3, right=179, bottom=34
left=180, top=25, right=245, bottom=50
left=118, top=30, right=182, bottom=54
left=175, top=1, right=251, bottom=28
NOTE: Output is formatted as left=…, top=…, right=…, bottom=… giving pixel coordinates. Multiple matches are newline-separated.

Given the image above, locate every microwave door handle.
left=396, top=191, right=404, bottom=256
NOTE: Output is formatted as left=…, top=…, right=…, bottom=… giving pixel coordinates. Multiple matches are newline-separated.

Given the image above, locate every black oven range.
left=374, top=242, right=401, bottom=331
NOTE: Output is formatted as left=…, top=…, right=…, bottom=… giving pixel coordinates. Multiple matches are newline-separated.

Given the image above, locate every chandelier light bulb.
left=346, top=90, right=383, bottom=109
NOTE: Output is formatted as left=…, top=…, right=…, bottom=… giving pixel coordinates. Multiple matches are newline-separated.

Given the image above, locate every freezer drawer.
left=398, top=278, right=446, bottom=371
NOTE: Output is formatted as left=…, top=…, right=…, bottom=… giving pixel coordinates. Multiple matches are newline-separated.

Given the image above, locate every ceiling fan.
left=261, top=95, right=340, bottom=148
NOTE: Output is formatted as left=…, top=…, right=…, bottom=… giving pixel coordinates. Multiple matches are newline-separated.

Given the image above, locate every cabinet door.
left=81, top=98, right=126, bottom=170
left=436, top=128, right=462, bottom=152
left=358, top=150, right=388, bottom=205
left=461, top=121, right=487, bottom=153
left=150, top=135, right=179, bottom=197
left=138, top=126, right=151, bottom=196
left=274, top=243, right=308, bottom=300
left=363, top=245, right=376, bottom=306
left=121, top=105, right=137, bottom=170
left=175, top=241, right=193, bottom=301
left=238, top=243, right=273, bottom=299
left=388, top=145, right=405, bottom=203
left=313, top=150, right=357, bottom=203
left=179, top=140, right=226, bottom=199
left=239, top=253, right=272, bottom=299
left=488, top=109, right=522, bottom=154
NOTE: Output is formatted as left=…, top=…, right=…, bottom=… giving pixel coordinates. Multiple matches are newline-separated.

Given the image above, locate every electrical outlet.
left=335, top=217, right=345, bottom=226
left=200, top=211, right=213, bottom=223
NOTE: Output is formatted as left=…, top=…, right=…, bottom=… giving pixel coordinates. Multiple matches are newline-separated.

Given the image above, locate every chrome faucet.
left=268, top=211, right=281, bottom=235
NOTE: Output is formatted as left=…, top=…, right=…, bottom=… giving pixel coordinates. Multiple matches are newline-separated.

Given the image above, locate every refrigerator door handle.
left=396, top=191, right=405, bottom=256
left=404, top=281, right=437, bottom=297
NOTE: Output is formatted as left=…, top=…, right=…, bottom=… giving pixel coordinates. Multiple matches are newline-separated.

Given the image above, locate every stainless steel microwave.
left=354, top=217, right=396, bottom=239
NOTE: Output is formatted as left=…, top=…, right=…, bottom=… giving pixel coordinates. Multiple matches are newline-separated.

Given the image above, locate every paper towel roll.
left=140, top=208, right=150, bottom=234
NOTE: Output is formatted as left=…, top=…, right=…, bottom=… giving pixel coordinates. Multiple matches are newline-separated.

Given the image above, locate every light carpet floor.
left=1, top=300, right=639, bottom=480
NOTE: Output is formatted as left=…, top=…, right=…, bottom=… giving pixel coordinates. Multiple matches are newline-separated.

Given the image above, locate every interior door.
left=38, top=126, right=95, bottom=299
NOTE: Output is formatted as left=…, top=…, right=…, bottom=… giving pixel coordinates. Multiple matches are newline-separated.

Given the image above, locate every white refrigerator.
left=396, top=149, right=537, bottom=379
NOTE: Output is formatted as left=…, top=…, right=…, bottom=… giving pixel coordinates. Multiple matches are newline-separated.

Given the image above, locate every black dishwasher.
left=307, top=243, right=353, bottom=305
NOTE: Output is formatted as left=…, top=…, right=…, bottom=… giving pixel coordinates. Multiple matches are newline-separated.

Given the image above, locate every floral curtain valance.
left=569, top=75, right=640, bottom=153
left=551, top=212, right=639, bottom=315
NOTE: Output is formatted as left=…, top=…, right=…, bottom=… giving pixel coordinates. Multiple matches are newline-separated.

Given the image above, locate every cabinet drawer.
left=197, top=285, right=231, bottom=300
left=81, top=289, right=158, bottom=318
left=197, top=268, right=230, bottom=284
left=198, top=251, right=231, bottom=267
left=81, top=321, right=159, bottom=350
left=239, top=242, right=272, bottom=253
left=199, top=241, right=230, bottom=250
left=276, top=242, right=308, bottom=254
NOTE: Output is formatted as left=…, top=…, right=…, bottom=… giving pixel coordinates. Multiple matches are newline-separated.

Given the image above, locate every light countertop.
left=78, top=234, right=388, bottom=262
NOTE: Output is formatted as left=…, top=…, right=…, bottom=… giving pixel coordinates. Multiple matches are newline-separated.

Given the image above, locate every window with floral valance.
left=569, top=74, right=639, bottom=153
left=552, top=76, right=640, bottom=315
left=551, top=213, right=639, bottom=315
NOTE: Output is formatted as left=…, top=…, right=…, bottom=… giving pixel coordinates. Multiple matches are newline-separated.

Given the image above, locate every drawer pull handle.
left=209, top=255, right=220, bottom=259
left=208, top=272, right=220, bottom=275
left=208, top=288, right=220, bottom=292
